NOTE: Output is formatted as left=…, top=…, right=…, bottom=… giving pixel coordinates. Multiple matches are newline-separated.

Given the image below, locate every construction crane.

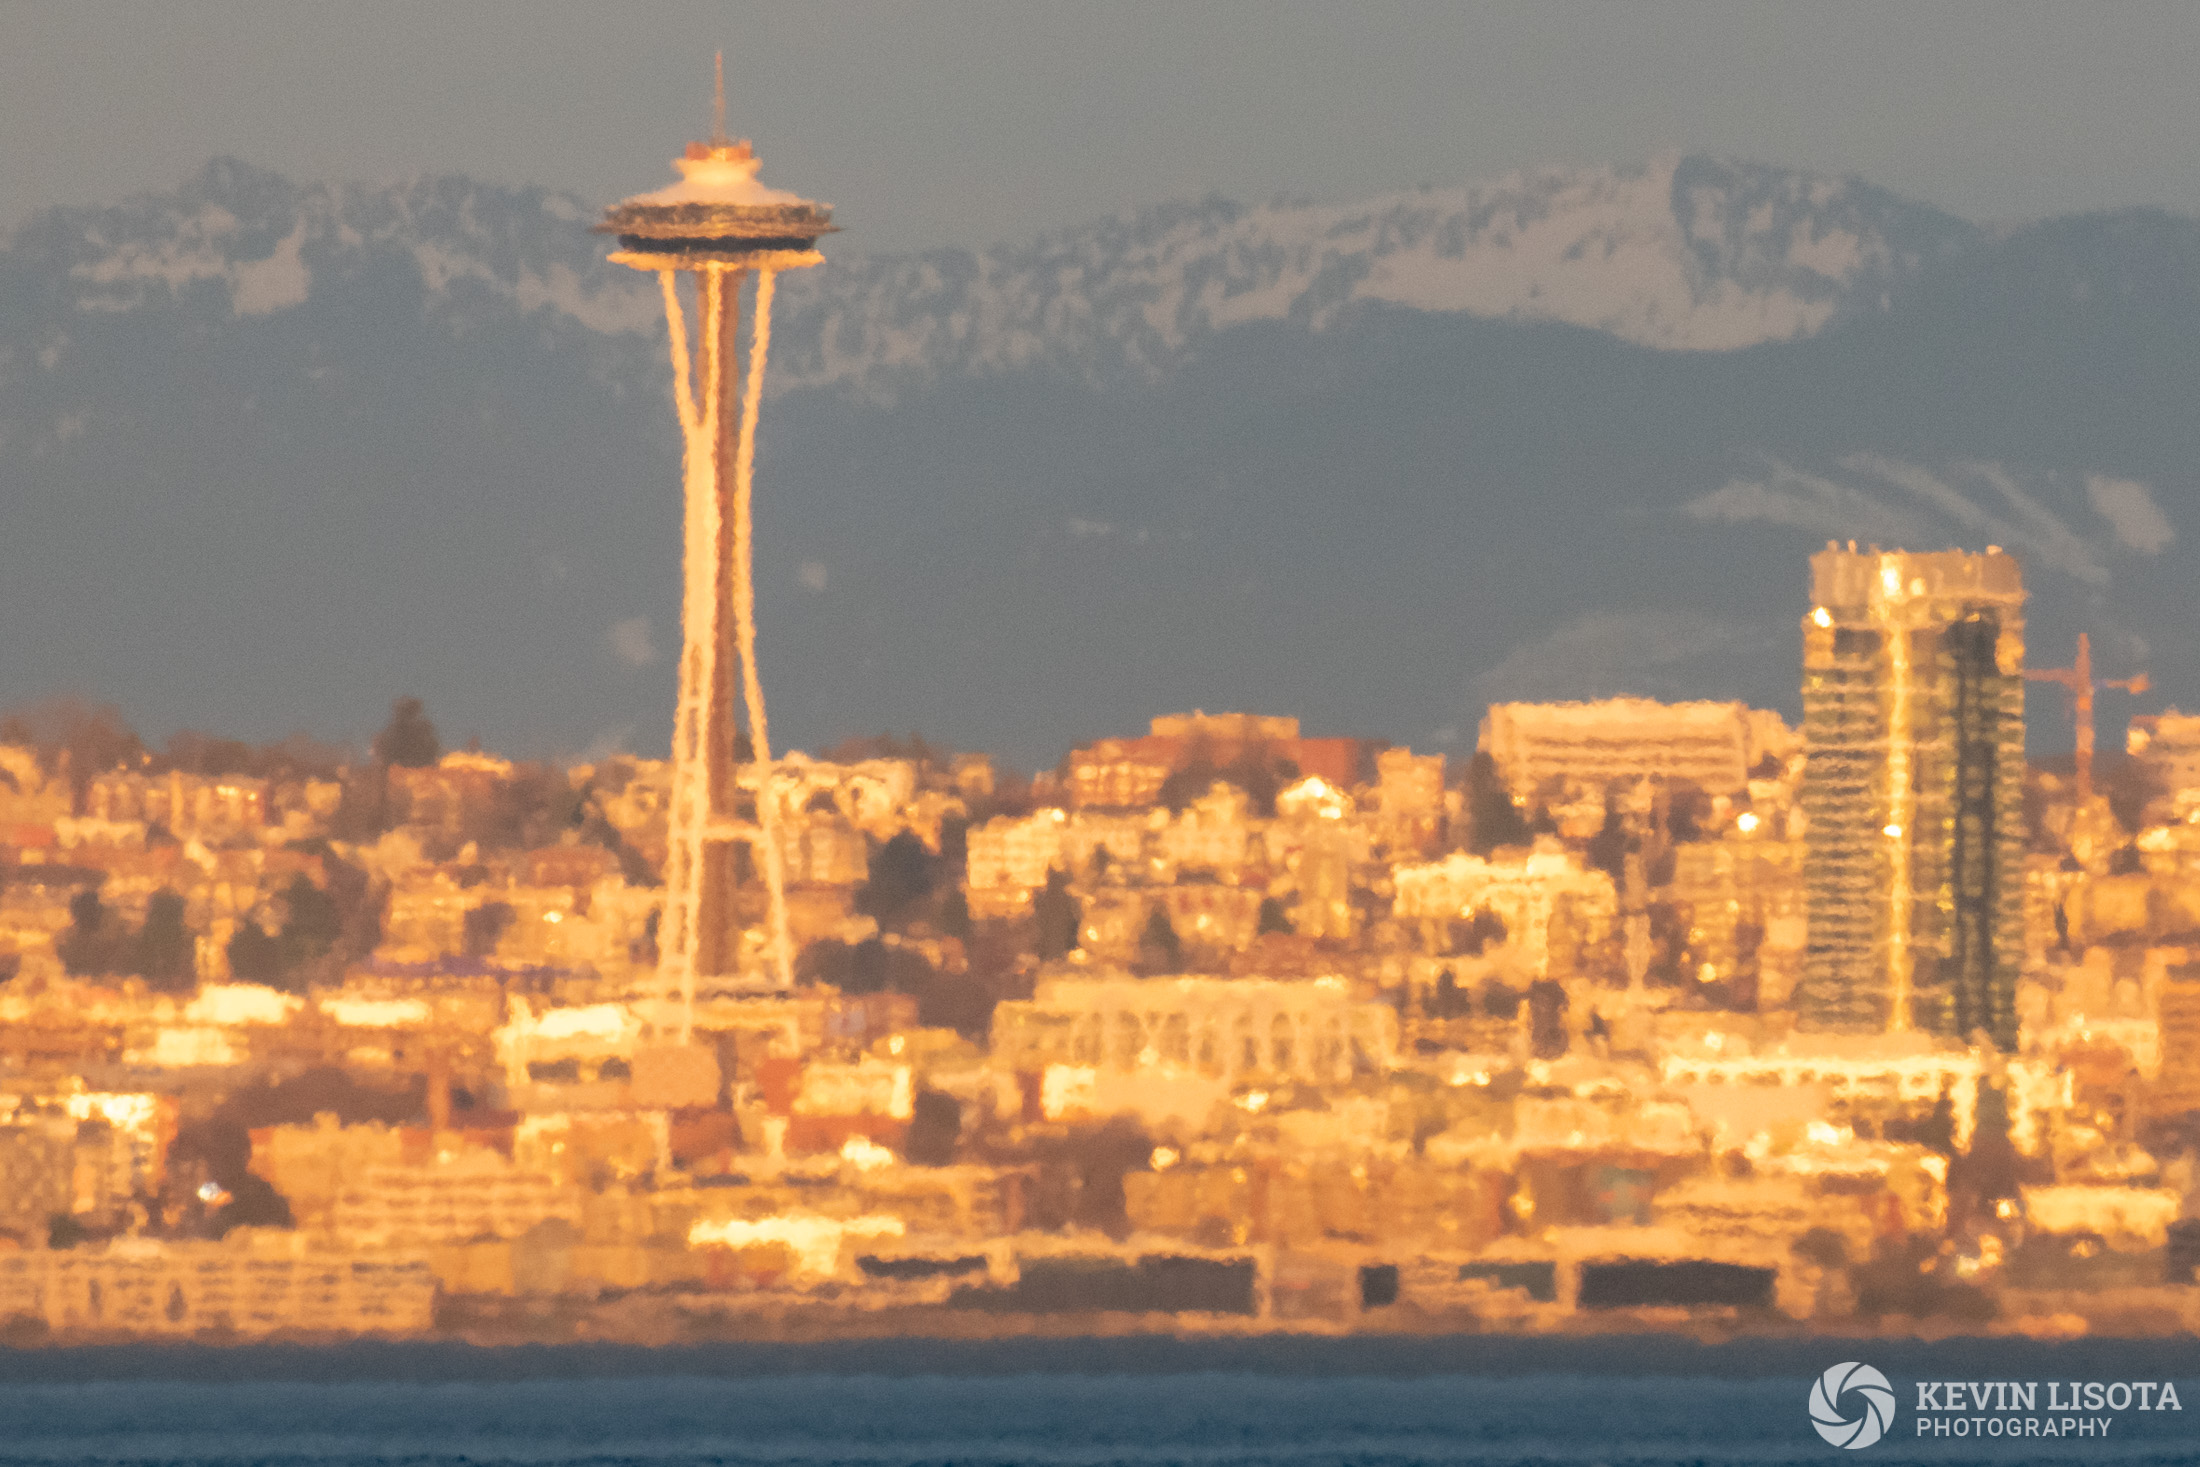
left=2026, top=632, right=2149, bottom=806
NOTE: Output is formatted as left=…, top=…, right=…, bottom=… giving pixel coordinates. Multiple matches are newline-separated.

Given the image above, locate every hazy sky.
left=8, top=2, right=2200, bottom=254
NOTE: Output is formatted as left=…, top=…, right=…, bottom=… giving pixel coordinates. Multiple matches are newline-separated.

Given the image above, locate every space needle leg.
left=729, top=267, right=795, bottom=992
left=655, top=271, right=703, bottom=1029
left=657, top=266, right=735, bottom=1040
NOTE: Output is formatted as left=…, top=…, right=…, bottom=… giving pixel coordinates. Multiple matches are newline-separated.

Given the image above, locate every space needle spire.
left=599, top=61, right=836, bottom=1030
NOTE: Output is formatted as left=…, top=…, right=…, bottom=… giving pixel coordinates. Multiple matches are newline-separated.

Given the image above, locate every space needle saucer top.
left=598, top=138, right=836, bottom=267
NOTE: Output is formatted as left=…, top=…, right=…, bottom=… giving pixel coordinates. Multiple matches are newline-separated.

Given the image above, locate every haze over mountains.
left=3, top=152, right=2196, bottom=766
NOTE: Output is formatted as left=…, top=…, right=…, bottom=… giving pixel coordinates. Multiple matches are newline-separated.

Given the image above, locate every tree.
left=1156, top=744, right=1299, bottom=817
left=856, top=830, right=936, bottom=930
left=1448, top=908, right=1507, bottom=956
left=371, top=697, right=440, bottom=769
left=1528, top=978, right=1569, bottom=1058
left=462, top=761, right=584, bottom=850
left=1137, top=904, right=1183, bottom=971
left=1946, top=1079, right=2022, bottom=1238
left=1034, top=868, right=1081, bottom=961
left=0, top=698, right=144, bottom=806
left=937, top=888, right=973, bottom=940
left=824, top=732, right=943, bottom=768
left=57, top=890, right=130, bottom=977
left=135, top=889, right=197, bottom=993
left=228, top=920, right=283, bottom=984
left=2104, top=754, right=2163, bottom=834
left=630, top=908, right=661, bottom=967
left=1464, top=753, right=1529, bottom=854
left=1665, top=780, right=1713, bottom=843
left=329, top=762, right=394, bottom=841
left=942, top=917, right=1040, bottom=1041
left=277, top=874, right=341, bottom=966
left=904, top=1091, right=963, bottom=1166
left=159, top=731, right=259, bottom=778
left=226, top=872, right=371, bottom=991
left=318, top=849, right=383, bottom=960
left=798, top=934, right=941, bottom=1005
left=462, top=900, right=516, bottom=959
left=1431, top=968, right=1469, bottom=1019
left=255, top=732, right=349, bottom=782
left=1584, top=800, right=1630, bottom=881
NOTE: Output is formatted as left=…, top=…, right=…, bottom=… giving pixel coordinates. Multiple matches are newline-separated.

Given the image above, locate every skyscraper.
left=1797, top=545, right=2026, bottom=1049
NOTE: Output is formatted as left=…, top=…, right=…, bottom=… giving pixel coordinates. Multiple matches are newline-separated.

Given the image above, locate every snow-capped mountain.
left=12, top=152, right=1973, bottom=402
left=769, top=153, right=1976, bottom=395
left=2, top=155, right=2196, bottom=765
left=51, top=162, right=657, bottom=334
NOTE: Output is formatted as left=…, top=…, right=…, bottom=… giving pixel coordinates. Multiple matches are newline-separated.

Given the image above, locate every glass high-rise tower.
left=1797, top=546, right=2026, bottom=1049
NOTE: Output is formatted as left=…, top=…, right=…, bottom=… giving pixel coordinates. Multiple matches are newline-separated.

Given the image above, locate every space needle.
left=600, top=60, right=835, bottom=1028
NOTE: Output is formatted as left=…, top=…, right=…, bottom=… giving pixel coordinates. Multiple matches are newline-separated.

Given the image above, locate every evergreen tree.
left=1464, top=753, right=1530, bottom=854
left=1431, top=968, right=1467, bottom=1019
left=857, top=830, right=936, bottom=930
left=1138, top=904, right=1183, bottom=970
left=461, top=900, right=516, bottom=959
left=278, top=874, right=341, bottom=967
left=57, top=890, right=130, bottom=977
left=226, top=922, right=284, bottom=984
left=371, top=697, right=440, bottom=768
left=135, top=888, right=196, bottom=993
left=1034, top=868, right=1081, bottom=961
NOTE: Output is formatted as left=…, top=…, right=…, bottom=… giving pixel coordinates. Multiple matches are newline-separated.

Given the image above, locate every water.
left=0, top=1338, right=2195, bottom=1465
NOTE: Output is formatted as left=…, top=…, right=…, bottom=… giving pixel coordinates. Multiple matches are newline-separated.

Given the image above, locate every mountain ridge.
left=3, top=155, right=2197, bottom=765
left=5, top=150, right=1983, bottom=401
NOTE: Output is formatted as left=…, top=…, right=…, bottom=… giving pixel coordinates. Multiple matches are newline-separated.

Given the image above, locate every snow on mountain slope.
left=38, top=159, right=658, bottom=335
left=7, top=153, right=2198, bottom=762
left=765, top=152, right=1977, bottom=394
left=7, top=152, right=1976, bottom=405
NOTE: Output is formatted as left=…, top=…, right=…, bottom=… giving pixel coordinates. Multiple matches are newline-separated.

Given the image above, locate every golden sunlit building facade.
left=1797, top=546, right=2027, bottom=1047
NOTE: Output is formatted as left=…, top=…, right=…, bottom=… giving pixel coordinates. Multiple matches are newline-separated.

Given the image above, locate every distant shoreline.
left=2, top=1331, right=2196, bottom=1384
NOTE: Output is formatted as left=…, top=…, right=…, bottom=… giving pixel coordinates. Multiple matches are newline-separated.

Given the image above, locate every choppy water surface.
left=0, top=1339, right=2195, bottom=1466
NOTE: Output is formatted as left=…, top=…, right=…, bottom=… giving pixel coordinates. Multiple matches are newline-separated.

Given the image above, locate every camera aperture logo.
left=1810, top=1362, right=1897, bottom=1449
left=1811, top=1363, right=2186, bottom=1446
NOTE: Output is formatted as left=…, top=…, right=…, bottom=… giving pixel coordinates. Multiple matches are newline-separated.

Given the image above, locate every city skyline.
left=8, top=18, right=2200, bottom=1401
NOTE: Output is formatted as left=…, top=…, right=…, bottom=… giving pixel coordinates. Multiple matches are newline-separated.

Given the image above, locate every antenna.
left=712, top=51, right=728, bottom=145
